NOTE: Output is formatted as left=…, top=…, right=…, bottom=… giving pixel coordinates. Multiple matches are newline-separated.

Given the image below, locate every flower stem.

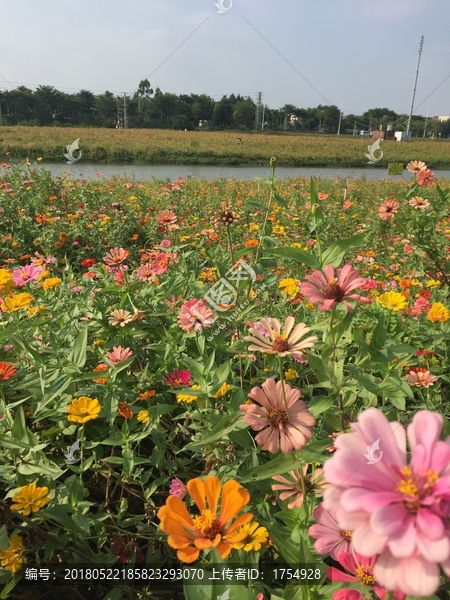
left=384, top=591, right=393, bottom=600
left=279, top=356, right=292, bottom=424
left=226, top=224, right=234, bottom=268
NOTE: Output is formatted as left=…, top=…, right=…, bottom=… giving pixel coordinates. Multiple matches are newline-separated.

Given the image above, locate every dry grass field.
left=0, top=125, right=449, bottom=167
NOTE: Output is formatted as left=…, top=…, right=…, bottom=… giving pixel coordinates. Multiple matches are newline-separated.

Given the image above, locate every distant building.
left=437, top=116, right=450, bottom=122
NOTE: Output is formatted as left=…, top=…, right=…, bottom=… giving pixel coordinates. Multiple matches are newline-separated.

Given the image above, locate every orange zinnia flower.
left=0, top=362, right=16, bottom=380
left=158, top=476, right=253, bottom=563
left=118, top=401, right=134, bottom=419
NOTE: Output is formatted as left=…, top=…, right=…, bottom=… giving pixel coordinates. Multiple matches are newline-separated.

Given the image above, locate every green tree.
left=233, top=99, right=255, bottom=128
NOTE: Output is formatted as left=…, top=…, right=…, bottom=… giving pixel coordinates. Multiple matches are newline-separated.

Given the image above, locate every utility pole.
left=255, top=92, right=262, bottom=130
left=123, top=93, right=128, bottom=129
left=337, top=101, right=343, bottom=135
left=423, top=108, right=430, bottom=138
left=406, top=35, right=424, bottom=138
left=261, top=104, right=265, bottom=130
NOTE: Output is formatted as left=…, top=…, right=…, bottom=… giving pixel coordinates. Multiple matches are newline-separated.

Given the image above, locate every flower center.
left=341, top=530, right=353, bottom=541
left=272, top=333, right=290, bottom=352
left=396, top=466, right=439, bottom=513
left=193, top=509, right=221, bottom=540
left=355, top=564, right=375, bottom=586
left=267, top=407, right=289, bottom=428
left=324, top=279, right=345, bottom=301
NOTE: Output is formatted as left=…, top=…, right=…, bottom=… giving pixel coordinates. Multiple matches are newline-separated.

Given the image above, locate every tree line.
left=0, top=79, right=448, bottom=137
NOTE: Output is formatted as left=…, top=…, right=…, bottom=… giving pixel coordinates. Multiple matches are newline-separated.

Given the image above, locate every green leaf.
left=185, top=413, right=243, bottom=449
left=371, top=313, right=386, bottom=349
left=263, top=247, right=320, bottom=269
left=102, top=589, right=125, bottom=600
left=309, top=395, right=336, bottom=417
left=321, top=233, right=368, bottom=267
left=0, top=526, right=9, bottom=552
left=122, top=447, right=134, bottom=476
left=68, top=326, right=88, bottom=368
left=72, top=513, right=91, bottom=534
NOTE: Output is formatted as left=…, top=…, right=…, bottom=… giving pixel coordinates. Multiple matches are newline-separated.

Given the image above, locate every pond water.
left=28, top=163, right=450, bottom=181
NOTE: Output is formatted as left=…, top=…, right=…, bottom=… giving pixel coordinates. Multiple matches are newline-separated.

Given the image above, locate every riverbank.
left=1, top=126, right=450, bottom=168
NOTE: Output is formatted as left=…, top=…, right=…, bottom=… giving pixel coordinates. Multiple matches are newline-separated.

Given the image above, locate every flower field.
left=1, top=126, right=450, bottom=168
left=1, top=159, right=450, bottom=600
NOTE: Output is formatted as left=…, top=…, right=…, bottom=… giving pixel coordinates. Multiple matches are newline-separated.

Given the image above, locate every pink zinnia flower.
left=272, top=464, right=327, bottom=509
left=413, top=297, right=431, bottom=314
left=156, top=210, right=177, bottom=225
left=136, top=263, right=154, bottom=282
left=177, top=299, right=215, bottom=333
left=165, top=370, right=191, bottom=386
left=308, top=504, right=354, bottom=560
left=169, top=478, right=187, bottom=499
left=103, top=247, right=130, bottom=266
left=239, top=378, right=315, bottom=454
left=417, top=169, right=434, bottom=187
left=160, top=239, right=171, bottom=248
left=12, top=264, right=44, bottom=287
left=244, top=316, right=317, bottom=357
left=406, top=160, right=427, bottom=173
left=108, top=309, right=134, bottom=327
left=328, top=552, right=406, bottom=600
left=332, top=590, right=362, bottom=600
left=323, top=408, right=450, bottom=597
left=408, top=196, right=430, bottom=210
left=405, top=367, right=437, bottom=387
left=106, top=346, right=134, bottom=365
left=151, top=252, right=169, bottom=275
left=300, top=264, right=370, bottom=312
left=378, top=200, right=400, bottom=220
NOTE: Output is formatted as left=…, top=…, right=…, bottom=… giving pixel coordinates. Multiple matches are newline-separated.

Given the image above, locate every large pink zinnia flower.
left=239, top=378, right=315, bottom=454
left=308, top=504, right=354, bottom=560
left=155, top=210, right=177, bottom=225
left=378, top=200, right=400, bottom=220
left=300, top=264, right=370, bottom=312
left=177, top=299, right=215, bottom=333
left=12, top=264, right=44, bottom=287
left=328, top=552, right=406, bottom=600
left=323, top=408, right=450, bottom=597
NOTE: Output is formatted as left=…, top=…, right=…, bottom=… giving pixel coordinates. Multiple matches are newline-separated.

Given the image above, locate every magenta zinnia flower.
left=308, top=504, right=354, bottom=560
left=240, top=378, right=315, bottom=454
left=328, top=552, right=406, bottom=600
left=12, top=264, right=44, bottom=287
left=300, top=264, right=370, bottom=312
left=323, top=408, right=450, bottom=597
left=177, top=299, right=215, bottom=333
left=169, top=477, right=187, bottom=499
left=165, top=369, right=191, bottom=386
left=106, top=346, right=134, bottom=365
left=244, top=316, right=317, bottom=357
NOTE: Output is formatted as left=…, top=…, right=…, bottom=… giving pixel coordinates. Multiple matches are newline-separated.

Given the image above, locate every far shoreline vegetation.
left=1, top=126, right=450, bottom=169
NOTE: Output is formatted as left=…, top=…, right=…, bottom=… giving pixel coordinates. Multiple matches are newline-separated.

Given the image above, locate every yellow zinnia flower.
left=0, top=535, right=25, bottom=573
left=230, top=520, right=269, bottom=552
left=0, top=269, right=15, bottom=294
left=212, top=383, right=231, bottom=398
left=1, top=293, right=33, bottom=312
left=279, top=278, right=300, bottom=297
left=42, top=277, right=62, bottom=290
left=427, top=302, right=450, bottom=323
left=67, top=396, right=101, bottom=423
left=137, top=410, right=150, bottom=423
left=10, top=483, right=50, bottom=516
left=284, top=368, right=297, bottom=380
left=177, top=384, right=201, bottom=404
left=426, top=279, right=441, bottom=288
left=377, top=292, right=407, bottom=311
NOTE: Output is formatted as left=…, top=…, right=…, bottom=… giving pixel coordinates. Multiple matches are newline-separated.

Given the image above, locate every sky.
left=1, top=0, right=450, bottom=117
